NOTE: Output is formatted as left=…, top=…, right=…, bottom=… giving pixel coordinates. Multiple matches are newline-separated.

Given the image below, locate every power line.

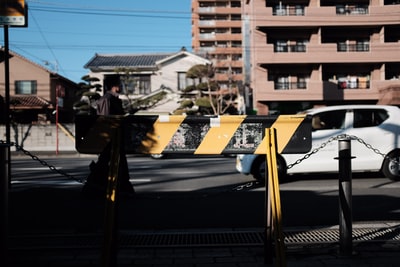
left=28, top=3, right=191, bottom=20
left=28, top=8, right=64, bottom=75
left=29, top=0, right=191, bottom=15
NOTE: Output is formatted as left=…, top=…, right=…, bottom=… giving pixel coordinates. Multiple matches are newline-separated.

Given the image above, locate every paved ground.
left=3, top=151, right=400, bottom=266
left=4, top=180, right=400, bottom=267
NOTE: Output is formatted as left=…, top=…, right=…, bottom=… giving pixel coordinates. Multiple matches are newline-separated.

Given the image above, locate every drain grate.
left=9, top=225, right=400, bottom=250
left=121, top=231, right=264, bottom=247
left=284, top=226, right=400, bottom=244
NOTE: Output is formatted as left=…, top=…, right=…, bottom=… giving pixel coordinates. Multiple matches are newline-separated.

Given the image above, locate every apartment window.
left=386, top=63, right=400, bottom=79
left=274, top=4, right=287, bottom=15
left=356, top=40, right=369, bottom=51
left=232, top=68, right=242, bottom=74
left=199, top=15, right=214, bottom=21
left=231, top=1, right=241, bottom=8
left=297, top=77, right=307, bottom=89
left=337, top=75, right=370, bottom=89
left=336, top=5, right=368, bottom=15
left=288, top=5, right=305, bottom=15
left=216, top=68, right=230, bottom=74
left=337, top=40, right=369, bottom=52
left=274, top=75, right=308, bottom=90
left=275, top=76, right=289, bottom=90
left=216, top=54, right=228, bottom=60
left=231, top=27, right=241, bottom=34
left=216, top=41, right=228, bottom=47
left=274, top=40, right=307, bottom=52
left=275, top=40, right=288, bottom=52
left=295, top=43, right=307, bottom=52
left=216, top=1, right=227, bottom=8
left=216, top=15, right=229, bottom=20
left=384, top=0, right=400, bottom=4
left=200, top=41, right=215, bottom=48
left=215, top=28, right=229, bottom=34
left=337, top=41, right=347, bottom=52
left=15, top=80, right=37, bottom=94
left=231, top=41, right=242, bottom=47
left=232, top=54, right=242, bottom=60
left=273, top=4, right=304, bottom=16
left=231, top=14, right=241, bottom=20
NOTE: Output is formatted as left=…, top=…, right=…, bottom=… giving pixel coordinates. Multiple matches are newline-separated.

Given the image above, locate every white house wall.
left=157, top=54, right=209, bottom=91
left=87, top=53, right=210, bottom=95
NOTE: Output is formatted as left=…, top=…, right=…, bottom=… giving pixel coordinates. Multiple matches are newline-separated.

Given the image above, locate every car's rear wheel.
left=382, top=150, right=400, bottom=181
left=251, top=155, right=287, bottom=182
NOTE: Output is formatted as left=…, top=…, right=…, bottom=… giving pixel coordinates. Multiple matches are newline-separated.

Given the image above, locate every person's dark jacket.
left=96, top=91, right=124, bottom=115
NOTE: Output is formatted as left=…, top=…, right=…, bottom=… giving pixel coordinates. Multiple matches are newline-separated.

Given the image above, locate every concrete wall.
left=0, top=123, right=76, bottom=152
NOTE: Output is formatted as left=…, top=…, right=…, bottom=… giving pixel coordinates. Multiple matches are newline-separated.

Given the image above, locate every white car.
left=236, top=105, right=400, bottom=181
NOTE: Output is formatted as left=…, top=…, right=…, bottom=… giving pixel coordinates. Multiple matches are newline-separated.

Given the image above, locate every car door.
left=284, top=109, right=349, bottom=174
left=346, top=108, right=390, bottom=172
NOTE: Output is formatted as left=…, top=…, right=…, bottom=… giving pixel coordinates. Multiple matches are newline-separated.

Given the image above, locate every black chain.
left=1, top=140, right=83, bottom=183
left=287, top=134, right=398, bottom=170
left=231, top=181, right=260, bottom=191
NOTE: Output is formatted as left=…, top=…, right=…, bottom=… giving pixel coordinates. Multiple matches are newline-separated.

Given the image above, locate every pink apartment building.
left=193, top=0, right=400, bottom=114
left=191, top=0, right=244, bottom=90
left=244, top=0, right=400, bottom=114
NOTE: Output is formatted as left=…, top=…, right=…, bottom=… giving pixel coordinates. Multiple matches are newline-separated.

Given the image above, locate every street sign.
left=0, top=0, right=26, bottom=26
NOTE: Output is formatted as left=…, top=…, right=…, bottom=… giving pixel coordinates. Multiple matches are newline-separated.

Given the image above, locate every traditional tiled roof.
left=84, top=53, right=174, bottom=70
left=10, top=95, right=52, bottom=109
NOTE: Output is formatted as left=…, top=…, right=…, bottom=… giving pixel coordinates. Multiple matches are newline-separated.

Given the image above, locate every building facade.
left=84, top=49, right=210, bottom=95
left=0, top=48, right=80, bottom=123
left=191, top=0, right=244, bottom=90
left=243, top=0, right=400, bottom=114
left=84, top=49, right=211, bottom=114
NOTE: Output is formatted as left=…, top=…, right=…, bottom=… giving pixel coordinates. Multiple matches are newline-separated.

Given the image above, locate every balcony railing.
left=274, top=44, right=307, bottom=53
left=274, top=82, right=307, bottom=90
left=337, top=43, right=370, bottom=52
left=336, top=5, right=369, bottom=15
left=273, top=6, right=305, bottom=16
left=337, top=79, right=370, bottom=89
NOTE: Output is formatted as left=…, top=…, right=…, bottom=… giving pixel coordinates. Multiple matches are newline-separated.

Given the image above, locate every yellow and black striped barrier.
left=74, top=114, right=311, bottom=267
left=75, top=114, right=311, bottom=155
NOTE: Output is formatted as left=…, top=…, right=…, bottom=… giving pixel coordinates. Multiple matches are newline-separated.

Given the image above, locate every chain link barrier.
left=233, top=133, right=399, bottom=192
left=0, top=140, right=83, bottom=183
left=287, top=134, right=398, bottom=170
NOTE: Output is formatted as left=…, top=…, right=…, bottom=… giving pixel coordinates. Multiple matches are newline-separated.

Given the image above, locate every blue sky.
left=1, top=0, right=192, bottom=83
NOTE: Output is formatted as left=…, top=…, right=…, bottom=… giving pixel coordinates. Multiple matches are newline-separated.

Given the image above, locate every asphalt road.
left=7, top=154, right=400, bottom=235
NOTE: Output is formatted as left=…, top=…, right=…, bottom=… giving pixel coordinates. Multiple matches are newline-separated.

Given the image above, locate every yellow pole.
left=101, top=126, right=121, bottom=267
left=266, top=128, right=286, bottom=267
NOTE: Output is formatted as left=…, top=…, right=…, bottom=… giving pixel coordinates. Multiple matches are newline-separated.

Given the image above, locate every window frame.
left=15, top=80, right=37, bottom=95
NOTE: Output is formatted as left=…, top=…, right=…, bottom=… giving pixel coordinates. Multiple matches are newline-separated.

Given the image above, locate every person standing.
left=83, top=76, right=135, bottom=197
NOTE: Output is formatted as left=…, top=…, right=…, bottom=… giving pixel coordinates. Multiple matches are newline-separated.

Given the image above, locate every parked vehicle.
left=236, top=105, right=400, bottom=181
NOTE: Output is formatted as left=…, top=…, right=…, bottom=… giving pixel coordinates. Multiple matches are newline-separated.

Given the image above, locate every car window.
left=312, top=110, right=346, bottom=131
left=353, top=109, right=388, bottom=128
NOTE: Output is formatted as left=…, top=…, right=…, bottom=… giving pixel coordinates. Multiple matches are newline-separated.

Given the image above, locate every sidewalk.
left=6, top=224, right=400, bottom=267
left=6, top=181, right=400, bottom=267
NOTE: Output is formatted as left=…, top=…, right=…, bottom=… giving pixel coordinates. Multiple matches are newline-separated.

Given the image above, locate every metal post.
left=0, top=143, right=10, bottom=266
left=264, top=155, right=272, bottom=264
left=4, top=25, right=12, bottom=188
left=338, top=138, right=353, bottom=256
left=101, top=123, right=122, bottom=267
